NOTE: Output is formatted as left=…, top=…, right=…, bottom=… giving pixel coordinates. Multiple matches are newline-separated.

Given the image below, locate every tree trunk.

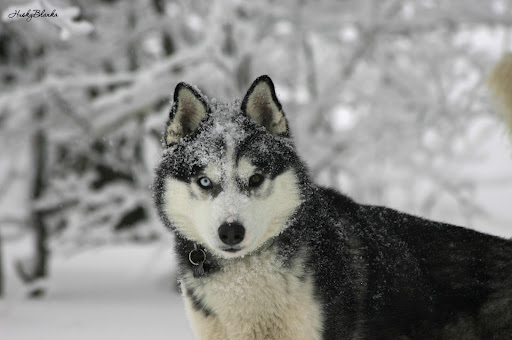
left=15, top=106, right=49, bottom=298
left=31, top=123, right=49, bottom=281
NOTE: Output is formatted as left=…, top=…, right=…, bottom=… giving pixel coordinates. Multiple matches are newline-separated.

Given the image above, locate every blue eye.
left=198, top=177, right=212, bottom=189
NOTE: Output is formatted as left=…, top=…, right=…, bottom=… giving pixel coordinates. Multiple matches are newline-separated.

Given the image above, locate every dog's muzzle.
left=218, top=222, right=245, bottom=246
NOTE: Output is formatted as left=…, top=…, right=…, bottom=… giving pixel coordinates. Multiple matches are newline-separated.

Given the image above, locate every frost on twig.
left=1, top=0, right=93, bottom=40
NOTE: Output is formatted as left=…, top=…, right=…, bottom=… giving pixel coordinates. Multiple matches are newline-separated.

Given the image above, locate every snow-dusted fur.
left=489, top=53, right=512, bottom=138
left=153, top=76, right=512, bottom=339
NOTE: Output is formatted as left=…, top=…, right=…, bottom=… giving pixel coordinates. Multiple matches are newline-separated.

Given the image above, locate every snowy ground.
left=0, top=238, right=195, bottom=340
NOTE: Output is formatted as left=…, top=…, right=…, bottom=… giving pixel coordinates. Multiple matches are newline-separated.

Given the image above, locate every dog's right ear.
left=165, top=82, right=209, bottom=145
left=241, top=75, right=289, bottom=137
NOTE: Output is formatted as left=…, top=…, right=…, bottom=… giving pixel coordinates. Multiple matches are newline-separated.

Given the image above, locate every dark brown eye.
left=249, top=174, right=264, bottom=188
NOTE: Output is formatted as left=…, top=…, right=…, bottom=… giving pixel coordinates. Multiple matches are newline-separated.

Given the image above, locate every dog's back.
left=316, top=187, right=512, bottom=339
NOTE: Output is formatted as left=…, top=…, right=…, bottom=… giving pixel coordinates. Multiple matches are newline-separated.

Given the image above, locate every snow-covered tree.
left=1, top=0, right=511, bottom=293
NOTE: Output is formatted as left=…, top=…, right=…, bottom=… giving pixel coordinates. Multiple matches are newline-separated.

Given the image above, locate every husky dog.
left=153, top=75, right=512, bottom=339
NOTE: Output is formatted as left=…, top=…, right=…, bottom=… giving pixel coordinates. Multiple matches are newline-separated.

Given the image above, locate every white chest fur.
left=182, top=248, right=324, bottom=340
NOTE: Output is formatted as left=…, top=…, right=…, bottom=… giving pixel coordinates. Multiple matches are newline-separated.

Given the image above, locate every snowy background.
left=1, top=0, right=512, bottom=339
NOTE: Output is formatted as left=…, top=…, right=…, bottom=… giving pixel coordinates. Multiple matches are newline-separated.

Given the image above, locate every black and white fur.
left=153, top=76, right=512, bottom=339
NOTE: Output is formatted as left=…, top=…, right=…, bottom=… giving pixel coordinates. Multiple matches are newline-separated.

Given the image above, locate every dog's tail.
left=488, top=53, right=512, bottom=137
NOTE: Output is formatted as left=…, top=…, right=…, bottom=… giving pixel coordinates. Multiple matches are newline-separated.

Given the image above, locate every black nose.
left=218, top=222, right=245, bottom=246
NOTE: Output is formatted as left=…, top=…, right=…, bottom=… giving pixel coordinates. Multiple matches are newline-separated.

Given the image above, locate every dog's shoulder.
left=317, top=186, right=360, bottom=216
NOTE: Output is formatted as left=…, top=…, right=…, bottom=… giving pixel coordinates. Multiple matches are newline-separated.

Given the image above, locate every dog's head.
left=154, top=76, right=306, bottom=258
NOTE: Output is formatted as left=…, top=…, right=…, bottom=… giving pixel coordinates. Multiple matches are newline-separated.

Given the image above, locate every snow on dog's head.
left=154, top=76, right=304, bottom=258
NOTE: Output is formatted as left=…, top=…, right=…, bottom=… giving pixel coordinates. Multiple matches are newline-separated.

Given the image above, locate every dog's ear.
left=241, top=75, right=289, bottom=136
left=166, top=82, right=209, bottom=145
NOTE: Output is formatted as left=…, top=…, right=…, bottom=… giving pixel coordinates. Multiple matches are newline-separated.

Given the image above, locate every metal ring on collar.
left=188, top=248, right=206, bottom=266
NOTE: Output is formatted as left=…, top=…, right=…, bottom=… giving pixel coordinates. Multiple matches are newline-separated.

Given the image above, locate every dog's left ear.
left=241, top=75, right=289, bottom=137
left=165, top=82, right=209, bottom=145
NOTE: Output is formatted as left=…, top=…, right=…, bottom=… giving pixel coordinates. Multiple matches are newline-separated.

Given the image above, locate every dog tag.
left=189, top=246, right=207, bottom=278
left=193, top=261, right=205, bottom=278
